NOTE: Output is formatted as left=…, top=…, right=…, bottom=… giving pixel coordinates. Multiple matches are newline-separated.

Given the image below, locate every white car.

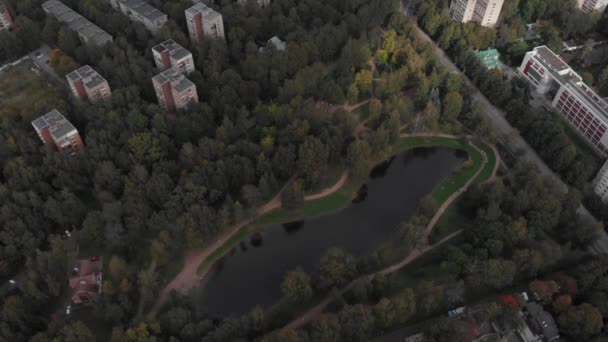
left=66, top=305, right=71, bottom=315
left=64, top=230, right=71, bottom=238
left=8, top=279, right=15, bottom=285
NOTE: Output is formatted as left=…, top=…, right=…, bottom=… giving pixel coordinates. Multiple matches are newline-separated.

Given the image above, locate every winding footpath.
left=283, top=135, right=490, bottom=331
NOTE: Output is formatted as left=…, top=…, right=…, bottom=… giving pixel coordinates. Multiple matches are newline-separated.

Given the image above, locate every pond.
left=195, top=147, right=467, bottom=315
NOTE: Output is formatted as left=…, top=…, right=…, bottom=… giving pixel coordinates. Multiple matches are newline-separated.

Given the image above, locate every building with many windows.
left=237, top=0, right=270, bottom=6
left=66, top=66, right=112, bottom=103
left=31, top=110, right=84, bottom=153
left=185, top=2, right=225, bottom=44
left=0, top=1, right=15, bottom=31
left=152, top=40, right=195, bottom=75
left=449, top=0, right=505, bottom=27
left=106, top=0, right=167, bottom=33
left=152, top=68, right=198, bottom=112
left=577, top=0, right=608, bottom=13
left=42, top=0, right=113, bottom=45
left=518, top=46, right=608, bottom=156
left=593, top=160, right=608, bottom=202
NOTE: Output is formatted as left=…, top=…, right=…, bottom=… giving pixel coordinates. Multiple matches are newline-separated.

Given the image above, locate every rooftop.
left=474, top=48, right=503, bottom=69
left=524, top=303, right=559, bottom=341
left=67, top=65, right=108, bottom=89
left=118, top=0, right=166, bottom=22
left=535, top=46, right=569, bottom=72
left=31, top=109, right=78, bottom=140
left=153, top=39, right=192, bottom=61
left=186, top=2, right=221, bottom=20
left=42, top=0, right=112, bottom=45
left=153, top=68, right=195, bottom=92
left=269, top=36, right=286, bottom=51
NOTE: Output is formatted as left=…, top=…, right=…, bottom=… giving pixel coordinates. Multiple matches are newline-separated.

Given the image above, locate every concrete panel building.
left=107, top=0, right=167, bottom=33
left=0, top=1, right=15, bottom=31
left=577, top=0, right=608, bottom=13
left=518, top=46, right=608, bottom=156
left=186, top=2, right=225, bottom=44
left=66, top=65, right=112, bottom=103
left=449, top=0, right=505, bottom=27
left=32, top=110, right=84, bottom=153
left=152, top=40, right=195, bottom=75
left=593, top=160, right=608, bottom=202
left=42, top=0, right=113, bottom=46
left=237, top=0, right=271, bottom=6
left=152, top=68, right=198, bottom=112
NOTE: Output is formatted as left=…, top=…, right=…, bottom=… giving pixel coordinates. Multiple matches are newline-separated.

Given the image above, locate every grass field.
left=476, top=141, right=496, bottom=183
left=0, top=62, right=65, bottom=120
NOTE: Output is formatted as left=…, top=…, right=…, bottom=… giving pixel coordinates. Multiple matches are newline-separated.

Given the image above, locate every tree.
left=298, top=136, right=329, bottom=188
left=346, top=140, right=372, bottom=180
left=59, top=321, right=97, bottom=342
left=552, top=294, right=572, bottom=314
left=281, top=180, right=304, bottom=211
left=355, top=70, right=373, bottom=95
left=309, top=314, right=341, bottom=342
left=317, top=248, right=358, bottom=290
left=281, top=268, right=313, bottom=304
left=529, top=280, right=560, bottom=303
left=558, top=303, right=604, bottom=341
left=441, top=92, right=463, bottom=121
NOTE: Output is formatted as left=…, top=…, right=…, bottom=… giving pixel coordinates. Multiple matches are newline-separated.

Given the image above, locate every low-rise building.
left=268, top=36, right=286, bottom=51
left=0, top=1, right=15, bottom=31
left=69, top=258, right=102, bottom=304
left=42, top=0, right=113, bottom=46
left=577, top=0, right=608, bottom=13
left=518, top=46, right=608, bottom=156
left=186, top=2, right=225, bottom=43
left=107, top=0, right=167, bottom=33
left=152, top=68, right=198, bottom=112
left=152, top=39, right=195, bottom=75
left=31, top=109, right=84, bottom=153
left=66, top=65, right=112, bottom=103
left=449, top=0, right=505, bottom=27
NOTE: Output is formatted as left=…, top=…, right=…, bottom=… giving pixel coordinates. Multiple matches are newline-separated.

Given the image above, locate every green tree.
left=59, top=321, right=97, bottom=342
left=298, top=136, right=329, bottom=188
left=317, top=248, right=358, bottom=290
left=281, top=268, right=313, bottom=304
left=558, top=303, right=604, bottom=341
left=441, top=92, right=463, bottom=121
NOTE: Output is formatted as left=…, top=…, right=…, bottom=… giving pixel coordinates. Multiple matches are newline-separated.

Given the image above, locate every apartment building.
left=32, top=110, right=84, bottom=153
left=107, top=0, right=167, bottom=33
left=42, top=0, right=113, bottom=45
left=449, top=0, right=505, bottom=27
left=577, top=0, right=608, bottom=13
left=237, top=0, right=271, bottom=6
left=152, top=68, right=198, bottom=112
left=185, top=2, right=225, bottom=44
left=152, top=40, right=195, bottom=75
left=593, top=160, right=608, bottom=202
left=0, top=1, right=15, bottom=31
left=518, top=46, right=608, bottom=156
left=66, top=66, right=112, bottom=103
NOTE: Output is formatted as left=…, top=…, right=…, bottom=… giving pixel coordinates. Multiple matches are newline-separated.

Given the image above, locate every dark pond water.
left=195, top=147, right=466, bottom=315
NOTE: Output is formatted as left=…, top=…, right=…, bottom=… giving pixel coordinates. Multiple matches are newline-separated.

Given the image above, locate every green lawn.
left=476, top=142, right=497, bottom=183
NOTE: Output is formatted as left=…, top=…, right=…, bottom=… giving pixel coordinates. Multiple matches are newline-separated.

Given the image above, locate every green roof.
left=474, top=49, right=503, bottom=69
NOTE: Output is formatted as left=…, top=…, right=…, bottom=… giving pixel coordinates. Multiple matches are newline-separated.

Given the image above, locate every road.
left=399, top=2, right=608, bottom=255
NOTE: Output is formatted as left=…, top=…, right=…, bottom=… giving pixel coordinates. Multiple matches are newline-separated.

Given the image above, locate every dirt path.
left=282, top=137, right=488, bottom=331
left=150, top=171, right=349, bottom=317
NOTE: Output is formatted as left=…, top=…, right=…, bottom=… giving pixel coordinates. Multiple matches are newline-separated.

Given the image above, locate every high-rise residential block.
left=107, top=0, right=167, bottom=33
left=66, top=65, right=112, bottom=103
left=518, top=46, right=608, bottom=156
left=185, top=2, right=225, bottom=44
left=593, top=160, right=608, bottom=202
left=42, top=0, right=113, bottom=45
left=577, top=0, right=608, bottom=13
left=152, top=40, right=195, bottom=75
left=152, top=68, right=198, bottom=112
left=237, top=0, right=271, bottom=6
left=0, top=1, right=15, bottom=31
left=32, top=110, right=84, bottom=153
left=449, top=0, right=505, bottom=27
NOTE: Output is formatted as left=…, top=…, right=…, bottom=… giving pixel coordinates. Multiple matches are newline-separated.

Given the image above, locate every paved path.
left=401, top=4, right=608, bottom=255
left=283, top=136, right=488, bottom=331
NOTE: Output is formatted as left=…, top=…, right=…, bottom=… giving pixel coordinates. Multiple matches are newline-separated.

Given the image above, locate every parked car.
left=66, top=305, right=71, bottom=316
left=90, top=256, right=100, bottom=261
left=64, top=230, right=71, bottom=238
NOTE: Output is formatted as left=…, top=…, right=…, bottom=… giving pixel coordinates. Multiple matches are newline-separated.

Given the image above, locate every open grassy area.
left=476, top=142, right=497, bottom=183
left=198, top=227, right=249, bottom=272
left=0, top=62, right=65, bottom=120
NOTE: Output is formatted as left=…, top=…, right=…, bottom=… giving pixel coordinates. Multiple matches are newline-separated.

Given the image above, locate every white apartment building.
left=185, top=2, right=225, bottom=43
left=449, top=0, right=505, bottom=27
left=593, top=160, right=608, bottom=202
left=518, top=46, right=608, bottom=157
left=577, top=0, right=608, bottom=13
left=152, top=39, right=195, bottom=75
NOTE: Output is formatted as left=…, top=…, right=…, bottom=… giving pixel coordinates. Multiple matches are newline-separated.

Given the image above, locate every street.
left=399, top=2, right=608, bottom=255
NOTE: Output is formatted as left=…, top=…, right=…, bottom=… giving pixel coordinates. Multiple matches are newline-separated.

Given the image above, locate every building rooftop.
left=42, top=0, right=112, bottom=45
left=119, top=0, right=166, bottom=22
left=153, top=68, right=195, bottom=92
left=535, top=46, right=569, bottom=72
left=67, top=65, right=108, bottom=89
left=269, top=36, right=286, bottom=51
left=474, top=48, right=503, bottom=69
left=31, top=109, right=78, bottom=141
left=524, top=303, right=559, bottom=341
left=186, top=2, right=221, bottom=19
left=153, top=39, right=192, bottom=60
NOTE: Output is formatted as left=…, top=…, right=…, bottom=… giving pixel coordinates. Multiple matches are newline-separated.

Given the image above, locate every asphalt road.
left=399, top=2, right=608, bottom=255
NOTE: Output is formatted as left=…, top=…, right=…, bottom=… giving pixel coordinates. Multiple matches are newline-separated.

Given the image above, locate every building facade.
left=449, top=0, right=505, bottom=27
left=152, top=68, right=198, bottom=112
left=31, top=110, right=84, bottom=153
left=152, top=40, right=195, bottom=74
left=186, top=2, right=225, bottom=44
left=593, top=160, right=608, bottom=202
left=577, top=0, right=608, bottom=13
left=107, top=0, right=167, bottom=33
left=66, top=65, right=112, bottom=103
left=42, top=0, right=113, bottom=45
left=0, top=1, right=15, bottom=31
left=237, top=0, right=271, bottom=6
left=518, top=46, right=608, bottom=156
